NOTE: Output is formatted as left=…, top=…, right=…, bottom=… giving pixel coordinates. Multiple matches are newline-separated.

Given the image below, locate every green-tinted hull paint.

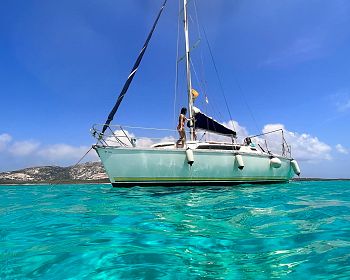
left=95, top=146, right=294, bottom=187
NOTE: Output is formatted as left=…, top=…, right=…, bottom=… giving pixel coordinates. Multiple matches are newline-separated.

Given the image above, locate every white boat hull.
left=94, top=146, right=295, bottom=187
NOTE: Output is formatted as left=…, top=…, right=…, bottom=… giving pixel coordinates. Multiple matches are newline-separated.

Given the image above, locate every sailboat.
left=91, top=0, right=301, bottom=187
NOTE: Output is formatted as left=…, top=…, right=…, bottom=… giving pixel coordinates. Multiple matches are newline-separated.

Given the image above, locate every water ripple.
left=1, top=181, right=350, bottom=279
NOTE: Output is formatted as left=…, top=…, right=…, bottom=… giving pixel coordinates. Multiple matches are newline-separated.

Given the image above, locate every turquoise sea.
left=1, top=181, right=350, bottom=279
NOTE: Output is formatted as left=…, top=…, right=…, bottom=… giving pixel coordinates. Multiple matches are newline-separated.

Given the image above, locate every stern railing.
left=249, top=129, right=292, bottom=158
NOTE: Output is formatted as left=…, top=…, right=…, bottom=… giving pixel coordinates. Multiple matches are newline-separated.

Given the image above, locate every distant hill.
left=0, top=162, right=109, bottom=184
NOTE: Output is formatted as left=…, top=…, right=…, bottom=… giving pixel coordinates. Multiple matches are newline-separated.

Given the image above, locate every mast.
left=183, top=0, right=194, bottom=141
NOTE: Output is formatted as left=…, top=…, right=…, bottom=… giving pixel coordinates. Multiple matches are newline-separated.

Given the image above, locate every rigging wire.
left=196, top=1, right=260, bottom=137
left=227, top=69, right=261, bottom=136
left=192, top=0, right=226, bottom=141
left=173, top=0, right=181, bottom=137
left=192, top=0, right=236, bottom=135
left=74, top=147, right=94, bottom=167
left=190, top=58, right=223, bottom=121
left=189, top=59, right=205, bottom=105
left=188, top=1, right=217, bottom=141
left=177, top=0, right=241, bottom=140
left=193, top=0, right=209, bottom=116
left=202, top=27, right=236, bottom=133
left=192, top=0, right=208, bottom=118
left=100, top=0, right=168, bottom=136
left=49, top=146, right=93, bottom=188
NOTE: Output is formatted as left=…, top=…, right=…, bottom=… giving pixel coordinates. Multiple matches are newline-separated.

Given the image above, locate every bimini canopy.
left=192, top=107, right=236, bottom=137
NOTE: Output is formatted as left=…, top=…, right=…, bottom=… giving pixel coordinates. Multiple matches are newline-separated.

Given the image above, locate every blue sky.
left=0, top=0, right=349, bottom=178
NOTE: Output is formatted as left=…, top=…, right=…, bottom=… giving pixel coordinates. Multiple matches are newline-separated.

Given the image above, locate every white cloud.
left=10, top=140, right=40, bottom=156
left=104, top=121, right=332, bottom=163
left=262, top=124, right=332, bottom=161
left=336, top=144, right=348, bottom=154
left=195, top=121, right=331, bottom=162
left=0, top=133, right=12, bottom=151
left=37, top=144, right=96, bottom=161
left=0, top=123, right=335, bottom=172
left=199, top=121, right=332, bottom=162
left=0, top=133, right=98, bottom=171
left=336, top=97, right=350, bottom=112
left=331, top=90, right=350, bottom=112
left=262, top=37, right=323, bottom=67
left=223, top=120, right=249, bottom=142
left=138, top=136, right=176, bottom=147
left=105, top=129, right=137, bottom=147
left=105, top=129, right=176, bottom=148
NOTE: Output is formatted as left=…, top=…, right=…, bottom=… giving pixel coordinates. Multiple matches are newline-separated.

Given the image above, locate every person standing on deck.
left=177, top=107, right=187, bottom=148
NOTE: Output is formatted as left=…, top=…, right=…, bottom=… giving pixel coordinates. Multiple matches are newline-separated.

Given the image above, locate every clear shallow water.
left=1, top=181, right=350, bottom=279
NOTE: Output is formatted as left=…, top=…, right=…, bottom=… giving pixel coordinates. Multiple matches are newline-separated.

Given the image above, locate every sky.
left=0, top=0, right=350, bottom=178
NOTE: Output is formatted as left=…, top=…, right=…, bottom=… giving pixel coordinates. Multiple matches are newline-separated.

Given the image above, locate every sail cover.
left=193, top=107, right=236, bottom=137
left=100, top=0, right=168, bottom=135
